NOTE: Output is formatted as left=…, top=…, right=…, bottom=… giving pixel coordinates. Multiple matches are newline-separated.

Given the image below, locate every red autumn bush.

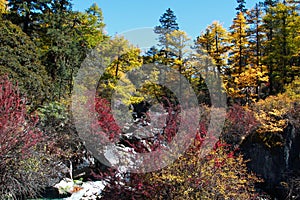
left=90, top=97, right=179, bottom=153
left=222, top=104, right=259, bottom=146
left=0, top=75, right=46, bottom=199
left=91, top=100, right=261, bottom=199
left=93, top=97, right=122, bottom=141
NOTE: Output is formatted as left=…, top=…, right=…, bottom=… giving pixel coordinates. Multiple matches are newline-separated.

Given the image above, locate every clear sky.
left=72, top=0, right=260, bottom=43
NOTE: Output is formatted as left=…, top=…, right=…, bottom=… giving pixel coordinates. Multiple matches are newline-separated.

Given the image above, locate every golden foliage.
left=254, top=93, right=292, bottom=134
left=0, top=0, right=7, bottom=14
left=145, top=145, right=261, bottom=199
left=226, top=65, right=268, bottom=103
left=249, top=77, right=300, bottom=147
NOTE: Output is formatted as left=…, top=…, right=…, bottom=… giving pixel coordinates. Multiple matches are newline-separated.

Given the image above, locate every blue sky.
left=72, top=0, right=260, bottom=46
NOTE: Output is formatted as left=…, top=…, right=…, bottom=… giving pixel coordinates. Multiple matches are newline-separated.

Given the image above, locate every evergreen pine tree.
left=154, top=8, right=179, bottom=56
left=6, top=0, right=51, bottom=35
left=236, top=0, right=247, bottom=14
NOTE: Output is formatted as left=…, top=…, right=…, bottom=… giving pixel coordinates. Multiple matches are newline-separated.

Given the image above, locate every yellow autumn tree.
left=0, top=0, right=7, bottom=14
left=228, top=65, right=268, bottom=105
left=145, top=144, right=261, bottom=199
left=196, top=21, right=230, bottom=75
left=251, top=77, right=300, bottom=147
left=96, top=35, right=143, bottom=105
left=166, top=30, right=191, bottom=98
left=225, top=12, right=268, bottom=105
left=194, top=21, right=230, bottom=104
left=229, top=12, right=249, bottom=75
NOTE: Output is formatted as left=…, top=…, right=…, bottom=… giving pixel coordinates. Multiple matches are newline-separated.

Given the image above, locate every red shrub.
left=91, top=97, right=121, bottom=142
left=222, top=104, right=258, bottom=146
left=0, top=75, right=44, bottom=198
left=0, top=76, right=42, bottom=158
left=90, top=97, right=180, bottom=153
left=88, top=100, right=262, bottom=199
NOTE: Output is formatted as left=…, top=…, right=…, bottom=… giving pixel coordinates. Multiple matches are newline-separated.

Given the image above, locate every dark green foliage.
left=6, top=0, right=51, bottom=35
left=236, top=0, right=247, bottom=13
left=154, top=8, right=179, bottom=51
left=155, top=8, right=179, bottom=33
left=0, top=19, right=51, bottom=108
left=263, top=0, right=279, bottom=10
left=262, top=3, right=300, bottom=94
left=37, top=1, right=106, bottom=100
left=39, top=0, right=87, bottom=100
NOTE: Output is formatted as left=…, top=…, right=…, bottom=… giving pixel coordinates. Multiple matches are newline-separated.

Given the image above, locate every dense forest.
left=0, top=0, right=300, bottom=199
